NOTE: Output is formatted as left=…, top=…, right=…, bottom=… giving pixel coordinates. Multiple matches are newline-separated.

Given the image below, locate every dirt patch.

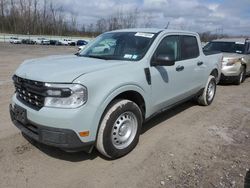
left=14, top=143, right=32, bottom=155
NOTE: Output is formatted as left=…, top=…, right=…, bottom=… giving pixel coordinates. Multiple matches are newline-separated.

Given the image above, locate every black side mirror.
left=151, top=55, right=175, bottom=66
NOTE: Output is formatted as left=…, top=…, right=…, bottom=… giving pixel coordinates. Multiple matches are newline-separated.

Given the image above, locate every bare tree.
left=95, top=18, right=107, bottom=33
left=141, top=13, right=153, bottom=28
left=0, top=1, right=149, bottom=36
left=0, top=0, right=7, bottom=32
left=95, top=8, right=140, bottom=33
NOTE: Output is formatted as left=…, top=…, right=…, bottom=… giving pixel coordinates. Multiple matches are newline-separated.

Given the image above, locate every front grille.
left=13, top=75, right=46, bottom=110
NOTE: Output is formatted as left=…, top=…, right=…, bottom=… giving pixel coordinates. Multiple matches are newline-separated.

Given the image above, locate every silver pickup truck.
left=10, top=29, right=222, bottom=159
left=204, top=38, right=250, bottom=85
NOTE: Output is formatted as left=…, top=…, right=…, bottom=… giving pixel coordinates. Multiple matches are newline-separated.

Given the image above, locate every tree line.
left=0, top=0, right=150, bottom=36
left=0, top=0, right=240, bottom=40
left=199, top=31, right=228, bottom=42
left=0, top=0, right=80, bottom=35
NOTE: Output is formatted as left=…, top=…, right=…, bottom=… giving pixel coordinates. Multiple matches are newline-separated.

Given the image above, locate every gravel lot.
left=0, top=43, right=249, bottom=188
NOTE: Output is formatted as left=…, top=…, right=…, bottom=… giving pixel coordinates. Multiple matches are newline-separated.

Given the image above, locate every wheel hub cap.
left=111, top=112, right=138, bottom=149
left=207, top=81, right=215, bottom=101
left=119, top=124, right=129, bottom=136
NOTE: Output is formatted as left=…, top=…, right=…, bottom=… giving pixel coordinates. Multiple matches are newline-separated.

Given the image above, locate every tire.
left=96, top=99, right=143, bottom=159
left=197, top=75, right=216, bottom=106
left=235, top=66, right=246, bottom=85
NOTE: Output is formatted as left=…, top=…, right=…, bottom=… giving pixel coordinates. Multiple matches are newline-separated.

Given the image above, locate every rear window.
left=180, top=36, right=199, bottom=60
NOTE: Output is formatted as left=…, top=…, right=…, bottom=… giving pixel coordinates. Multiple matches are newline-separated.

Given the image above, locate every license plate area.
left=13, top=105, right=28, bottom=125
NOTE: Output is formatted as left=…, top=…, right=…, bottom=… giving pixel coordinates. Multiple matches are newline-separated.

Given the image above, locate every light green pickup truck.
left=10, top=28, right=222, bottom=159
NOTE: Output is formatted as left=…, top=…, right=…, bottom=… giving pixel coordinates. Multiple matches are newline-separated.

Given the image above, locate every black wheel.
left=235, top=66, right=246, bottom=85
left=197, top=75, right=216, bottom=106
left=96, top=99, right=142, bottom=159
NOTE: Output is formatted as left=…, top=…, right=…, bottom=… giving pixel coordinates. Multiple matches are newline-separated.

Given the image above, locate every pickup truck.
left=204, top=38, right=250, bottom=85
left=35, top=38, right=50, bottom=45
left=9, top=37, right=22, bottom=44
left=10, top=29, right=222, bottom=159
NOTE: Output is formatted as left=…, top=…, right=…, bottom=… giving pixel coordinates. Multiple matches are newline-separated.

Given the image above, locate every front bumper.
left=10, top=104, right=94, bottom=152
left=220, top=73, right=238, bottom=82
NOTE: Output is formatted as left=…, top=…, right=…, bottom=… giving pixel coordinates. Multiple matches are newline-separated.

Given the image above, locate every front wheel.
left=96, top=100, right=142, bottom=159
left=235, top=66, right=246, bottom=85
left=197, top=75, right=216, bottom=106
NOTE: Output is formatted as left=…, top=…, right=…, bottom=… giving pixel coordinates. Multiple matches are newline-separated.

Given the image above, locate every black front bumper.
left=220, top=73, right=238, bottom=82
left=9, top=104, right=94, bottom=152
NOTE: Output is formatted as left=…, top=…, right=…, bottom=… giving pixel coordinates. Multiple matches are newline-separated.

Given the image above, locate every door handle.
left=176, top=65, right=184, bottom=72
left=197, top=61, right=203, bottom=66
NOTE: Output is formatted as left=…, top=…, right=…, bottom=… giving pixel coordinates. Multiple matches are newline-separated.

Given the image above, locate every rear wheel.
left=96, top=100, right=142, bottom=159
left=197, top=75, right=216, bottom=106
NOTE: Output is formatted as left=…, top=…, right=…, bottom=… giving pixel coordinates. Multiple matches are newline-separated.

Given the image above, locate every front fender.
left=90, top=84, right=148, bottom=140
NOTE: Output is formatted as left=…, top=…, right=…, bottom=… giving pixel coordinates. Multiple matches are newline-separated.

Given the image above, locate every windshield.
left=79, top=32, right=157, bottom=61
left=203, top=41, right=245, bottom=54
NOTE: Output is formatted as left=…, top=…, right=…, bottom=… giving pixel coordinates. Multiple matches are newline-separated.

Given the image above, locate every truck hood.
left=15, top=55, right=126, bottom=83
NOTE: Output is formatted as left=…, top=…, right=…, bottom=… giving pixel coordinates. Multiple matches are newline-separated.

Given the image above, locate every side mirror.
left=151, top=55, right=175, bottom=66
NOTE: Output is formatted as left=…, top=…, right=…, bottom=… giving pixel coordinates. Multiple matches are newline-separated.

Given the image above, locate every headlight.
left=223, top=58, right=240, bottom=67
left=44, top=83, right=87, bottom=108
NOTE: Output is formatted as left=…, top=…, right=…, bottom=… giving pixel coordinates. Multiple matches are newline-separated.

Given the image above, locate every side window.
left=154, top=35, right=179, bottom=62
left=180, top=36, right=199, bottom=60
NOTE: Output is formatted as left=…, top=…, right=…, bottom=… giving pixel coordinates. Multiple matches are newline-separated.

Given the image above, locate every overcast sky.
left=54, top=0, right=250, bottom=36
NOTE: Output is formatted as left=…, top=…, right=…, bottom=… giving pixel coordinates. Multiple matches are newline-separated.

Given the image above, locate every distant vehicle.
left=59, top=39, right=73, bottom=45
left=41, top=39, right=50, bottom=45
left=49, top=40, right=59, bottom=46
left=77, top=40, right=88, bottom=46
left=69, top=40, right=77, bottom=46
left=21, top=39, right=35, bottom=45
left=9, top=37, right=22, bottom=44
left=10, top=28, right=222, bottom=159
left=204, top=38, right=250, bottom=85
left=56, top=41, right=63, bottom=46
left=78, top=44, right=87, bottom=51
left=34, top=38, right=50, bottom=45
left=34, top=38, right=45, bottom=45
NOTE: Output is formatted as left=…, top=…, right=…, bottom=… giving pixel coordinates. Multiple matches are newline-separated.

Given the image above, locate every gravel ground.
left=0, top=43, right=249, bottom=188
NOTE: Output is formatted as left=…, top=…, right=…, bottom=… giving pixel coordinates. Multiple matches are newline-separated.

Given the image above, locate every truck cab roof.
left=108, top=28, right=198, bottom=36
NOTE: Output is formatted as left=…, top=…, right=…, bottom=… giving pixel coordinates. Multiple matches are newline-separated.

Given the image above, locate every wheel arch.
left=210, top=68, right=219, bottom=83
left=112, top=90, right=146, bottom=119
left=93, top=85, right=147, bottom=141
left=242, top=63, right=247, bottom=69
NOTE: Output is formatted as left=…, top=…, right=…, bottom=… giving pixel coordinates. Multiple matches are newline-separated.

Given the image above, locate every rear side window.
left=180, top=36, right=199, bottom=60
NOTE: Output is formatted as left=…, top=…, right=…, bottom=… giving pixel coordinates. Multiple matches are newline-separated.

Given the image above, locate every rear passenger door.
left=179, top=35, right=206, bottom=92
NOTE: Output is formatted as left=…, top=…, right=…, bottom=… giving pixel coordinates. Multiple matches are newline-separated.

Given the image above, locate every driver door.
left=150, top=35, right=194, bottom=112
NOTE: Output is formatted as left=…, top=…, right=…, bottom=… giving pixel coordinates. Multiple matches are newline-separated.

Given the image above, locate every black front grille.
left=13, top=75, right=46, bottom=110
